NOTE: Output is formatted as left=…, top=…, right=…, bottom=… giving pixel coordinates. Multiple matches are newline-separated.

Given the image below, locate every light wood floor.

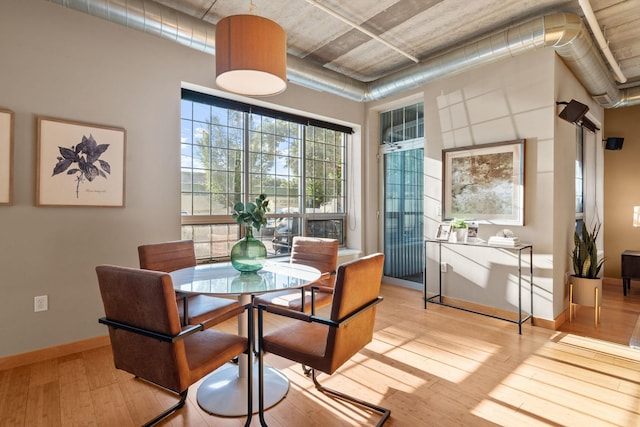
left=2, top=282, right=640, bottom=426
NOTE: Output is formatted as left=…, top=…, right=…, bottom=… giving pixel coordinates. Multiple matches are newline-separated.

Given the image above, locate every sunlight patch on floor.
left=474, top=334, right=640, bottom=426
left=374, top=324, right=503, bottom=385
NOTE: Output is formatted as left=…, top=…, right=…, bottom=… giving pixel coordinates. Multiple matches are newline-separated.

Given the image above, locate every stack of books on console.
left=487, top=236, right=520, bottom=247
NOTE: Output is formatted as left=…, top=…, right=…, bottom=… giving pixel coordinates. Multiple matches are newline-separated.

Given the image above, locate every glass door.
left=382, top=140, right=424, bottom=283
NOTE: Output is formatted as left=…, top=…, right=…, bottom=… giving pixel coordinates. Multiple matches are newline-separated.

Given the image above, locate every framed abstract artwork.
left=442, top=139, right=525, bottom=226
left=36, top=116, right=126, bottom=207
left=0, top=108, right=14, bottom=205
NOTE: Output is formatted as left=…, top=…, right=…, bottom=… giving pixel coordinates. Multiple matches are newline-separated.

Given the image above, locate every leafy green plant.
left=232, top=194, right=270, bottom=232
left=52, top=134, right=111, bottom=198
left=450, top=218, right=467, bottom=229
left=572, top=222, right=606, bottom=278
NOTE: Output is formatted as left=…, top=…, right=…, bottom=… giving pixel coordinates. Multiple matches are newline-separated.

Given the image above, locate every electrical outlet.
left=440, top=262, right=447, bottom=273
left=34, top=295, right=48, bottom=312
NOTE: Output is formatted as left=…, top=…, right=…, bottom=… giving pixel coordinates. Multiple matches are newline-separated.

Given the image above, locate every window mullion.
left=301, top=125, right=307, bottom=232
left=243, top=112, right=251, bottom=206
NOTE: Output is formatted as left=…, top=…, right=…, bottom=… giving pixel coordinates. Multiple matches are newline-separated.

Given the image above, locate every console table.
left=424, top=239, right=534, bottom=334
left=621, top=250, right=640, bottom=296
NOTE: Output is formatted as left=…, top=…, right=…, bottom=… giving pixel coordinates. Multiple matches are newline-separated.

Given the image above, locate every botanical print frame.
left=442, top=139, right=524, bottom=226
left=0, top=108, right=14, bottom=205
left=36, top=116, right=126, bottom=207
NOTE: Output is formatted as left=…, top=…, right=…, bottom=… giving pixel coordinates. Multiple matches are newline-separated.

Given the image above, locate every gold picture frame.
left=36, top=116, right=126, bottom=207
left=0, top=108, right=14, bottom=205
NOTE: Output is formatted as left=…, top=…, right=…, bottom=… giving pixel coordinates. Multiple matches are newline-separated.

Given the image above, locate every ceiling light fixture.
left=215, top=15, right=287, bottom=96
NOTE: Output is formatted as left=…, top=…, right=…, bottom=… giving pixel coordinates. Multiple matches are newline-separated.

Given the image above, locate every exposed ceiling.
left=53, top=0, right=640, bottom=105
left=155, top=0, right=640, bottom=83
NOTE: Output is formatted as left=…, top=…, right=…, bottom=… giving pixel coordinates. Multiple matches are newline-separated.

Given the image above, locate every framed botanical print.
left=36, top=116, right=126, bottom=207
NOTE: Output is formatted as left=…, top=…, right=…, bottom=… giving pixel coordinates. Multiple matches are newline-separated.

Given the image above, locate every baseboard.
left=428, top=277, right=625, bottom=331
left=0, top=335, right=110, bottom=371
left=427, top=294, right=557, bottom=329
left=548, top=310, right=569, bottom=330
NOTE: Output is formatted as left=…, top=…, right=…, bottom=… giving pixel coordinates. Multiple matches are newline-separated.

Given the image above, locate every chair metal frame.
left=256, top=296, right=389, bottom=426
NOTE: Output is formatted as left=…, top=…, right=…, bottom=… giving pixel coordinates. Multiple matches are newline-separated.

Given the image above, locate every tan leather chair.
left=253, top=236, right=338, bottom=313
left=96, top=265, right=252, bottom=426
left=256, top=253, right=390, bottom=426
left=138, top=240, right=241, bottom=325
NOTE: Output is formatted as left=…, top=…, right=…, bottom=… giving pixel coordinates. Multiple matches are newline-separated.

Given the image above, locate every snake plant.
left=571, top=222, right=605, bottom=278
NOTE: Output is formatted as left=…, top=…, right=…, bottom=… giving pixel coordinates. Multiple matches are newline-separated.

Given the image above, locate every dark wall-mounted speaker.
left=604, top=137, right=624, bottom=150
left=559, top=100, right=589, bottom=124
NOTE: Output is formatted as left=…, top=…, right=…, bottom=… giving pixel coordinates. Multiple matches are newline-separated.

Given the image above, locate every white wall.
left=424, top=48, right=556, bottom=320
left=0, top=0, right=364, bottom=358
left=366, top=48, right=603, bottom=322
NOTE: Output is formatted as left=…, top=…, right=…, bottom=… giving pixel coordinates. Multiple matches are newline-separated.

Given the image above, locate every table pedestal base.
left=196, top=362, right=289, bottom=417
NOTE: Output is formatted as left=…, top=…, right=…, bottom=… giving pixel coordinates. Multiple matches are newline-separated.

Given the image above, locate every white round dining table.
left=169, top=260, right=321, bottom=417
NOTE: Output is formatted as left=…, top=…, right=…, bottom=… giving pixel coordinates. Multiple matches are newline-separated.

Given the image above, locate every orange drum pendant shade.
left=215, top=15, right=287, bottom=96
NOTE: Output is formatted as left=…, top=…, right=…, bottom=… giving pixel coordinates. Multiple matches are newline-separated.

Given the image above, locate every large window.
left=180, top=89, right=349, bottom=261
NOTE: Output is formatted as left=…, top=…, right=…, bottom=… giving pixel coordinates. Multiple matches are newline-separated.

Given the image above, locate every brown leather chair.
left=138, top=240, right=241, bottom=325
left=96, top=265, right=252, bottom=426
left=253, top=236, right=338, bottom=313
left=256, top=253, right=390, bottom=426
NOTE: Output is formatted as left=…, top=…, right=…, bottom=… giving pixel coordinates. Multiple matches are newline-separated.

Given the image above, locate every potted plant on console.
left=230, top=194, right=270, bottom=273
left=449, top=218, right=468, bottom=243
left=569, top=222, right=605, bottom=325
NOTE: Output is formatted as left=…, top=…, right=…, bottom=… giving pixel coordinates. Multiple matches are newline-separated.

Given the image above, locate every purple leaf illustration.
left=51, top=134, right=111, bottom=198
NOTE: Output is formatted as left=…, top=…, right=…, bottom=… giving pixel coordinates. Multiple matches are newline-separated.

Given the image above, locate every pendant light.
left=215, top=15, right=287, bottom=96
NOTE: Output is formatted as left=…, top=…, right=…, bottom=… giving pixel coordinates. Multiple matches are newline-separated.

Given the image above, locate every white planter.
left=570, top=276, right=603, bottom=307
left=449, top=227, right=467, bottom=243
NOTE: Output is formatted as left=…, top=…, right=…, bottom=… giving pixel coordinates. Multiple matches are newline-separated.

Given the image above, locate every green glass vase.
left=230, top=227, right=267, bottom=273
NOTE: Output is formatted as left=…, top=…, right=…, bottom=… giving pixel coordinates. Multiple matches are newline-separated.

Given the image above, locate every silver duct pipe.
left=49, top=0, right=638, bottom=107
left=369, top=13, right=626, bottom=107
left=52, top=0, right=217, bottom=54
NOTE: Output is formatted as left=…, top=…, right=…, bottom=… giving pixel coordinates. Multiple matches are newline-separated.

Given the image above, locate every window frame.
left=180, top=90, right=349, bottom=261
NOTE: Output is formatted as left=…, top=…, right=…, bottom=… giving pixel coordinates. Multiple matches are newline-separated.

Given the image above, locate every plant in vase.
left=569, top=221, right=606, bottom=324
left=450, top=218, right=468, bottom=243
left=230, top=194, right=270, bottom=273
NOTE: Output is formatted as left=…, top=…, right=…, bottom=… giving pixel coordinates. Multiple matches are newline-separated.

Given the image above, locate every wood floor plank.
left=90, top=383, right=133, bottom=426
left=82, top=346, right=117, bottom=391
left=0, top=365, right=30, bottom=425
left=58, top=356, right=97, bottom=427
left=24, top=380, right=61, bottom=427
